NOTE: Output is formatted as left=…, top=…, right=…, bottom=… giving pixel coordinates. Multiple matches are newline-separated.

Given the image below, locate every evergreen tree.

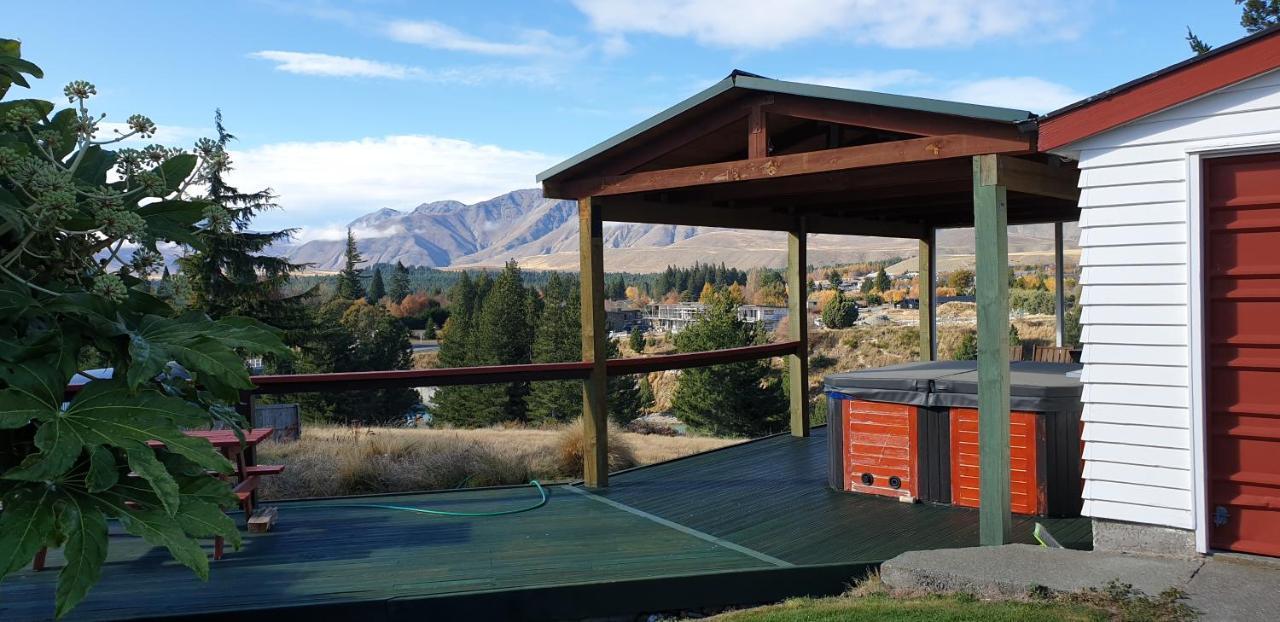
left=826, top=269, right=842, bottom=289
left=529, top=273, right=582, bottom=423
left=336, top=229, right=365, bottom=300
left=629, top=325, right=645, bottom=353
left=177, top=111, right=311, bottom=342
left=606, top=338, right=644, bottom=425
left=821, top=291, right=859, bottom=329
left=874, top=267, right=891, bottom=292
left=389, top=260, right=411, bottom=302
left=469, top=261, right=534, bottom=424
left=954, top=331, right=978, bottom=361
left=1186, top=27, right=1213, bottom=54
left=637, top=377, right=656, bottom=413
left=367, top=266, right=386, bottom=303
left=670, top=296, right=786, bottom=436
left=432, top=272, right=484, bottom=425
left=1240, top=0, right=1280, bottom=32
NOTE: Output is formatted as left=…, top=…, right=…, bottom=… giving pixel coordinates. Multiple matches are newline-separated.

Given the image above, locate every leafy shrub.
left=0, top=41, right=286, bottom=617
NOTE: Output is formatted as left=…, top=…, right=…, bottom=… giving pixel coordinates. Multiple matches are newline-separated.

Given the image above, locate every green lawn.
left=707, top=594, right=1108, bottom=622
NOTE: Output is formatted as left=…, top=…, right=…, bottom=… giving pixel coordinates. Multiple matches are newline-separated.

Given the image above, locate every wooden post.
left=918, top=229, right=937, bottom=361
left=579, top=197, right=609, bottom=488
left=1054, top=222, right=1066, bottom=347
left=974, top=155, right=1012, bottom=546
left=787, top=216, right=810, bottom=437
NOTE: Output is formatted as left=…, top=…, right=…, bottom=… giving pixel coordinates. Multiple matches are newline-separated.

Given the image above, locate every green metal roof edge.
left=536, top=75, right=737, bottom=182
left=536, top=72, right=1035, bottom=183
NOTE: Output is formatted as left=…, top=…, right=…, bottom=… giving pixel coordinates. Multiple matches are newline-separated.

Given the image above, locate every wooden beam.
left=762, top=93, right=1031, bottom=143
left=1054, top=222, right=1066, bottom=347
left=787, top=217, right=810, bottom=437
left=978, top=155, right=1079, bottom=201
left=579, top=197, right=609, bottom=488
left=606, top=341, right=798, bottom=376
left=973, top=154, right=1012, bottom=546
left=598, top=199, right=927, bottom=239
left=748, top=104, right=768, bottom=159
left=919, top=230, right=937, bottom=361
left=555, top=134, right=1033, bottom=199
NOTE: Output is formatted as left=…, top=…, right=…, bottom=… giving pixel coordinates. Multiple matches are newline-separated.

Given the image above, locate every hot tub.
left=824, top=361, right=1083, bottom=517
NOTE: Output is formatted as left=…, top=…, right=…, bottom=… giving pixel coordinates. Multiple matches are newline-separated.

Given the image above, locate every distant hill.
left=280, top=189, right=1079, bottom=273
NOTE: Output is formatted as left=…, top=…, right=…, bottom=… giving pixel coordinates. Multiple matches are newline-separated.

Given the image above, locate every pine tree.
left=821, top=291, right=859, bottom=328
left=670, top=297, right=786, bottom=437
left=1186, top=27, right=1213, bottom=54
left=389, top=260, right=411, bottom=302
left=606, top=338, right=644, bottom=425
left=367, top=266, right=386, bottom=303
left=432, top=272, right=483, bottom=426
left=336, top=229, right=365, bottom=300
left=177, top=111, right=311, bottom=342
left=629, top=325, right=645, bottom=353
left=874, top=267, right=891, bottom=292
left=637, top=377, right=656, bottom=413
left=469, top=261, right=534, bottom=424
left=1240, top=0, right=1280, bottom=32
left=529, top=273, right=582, bottom=423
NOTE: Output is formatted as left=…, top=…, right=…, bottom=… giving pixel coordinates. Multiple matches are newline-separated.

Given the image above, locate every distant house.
left=644, top=302, right=788, bottom=333
left=604, top=300, right=642, bottom=332
left=1041, top=26, right=1280, bottom=558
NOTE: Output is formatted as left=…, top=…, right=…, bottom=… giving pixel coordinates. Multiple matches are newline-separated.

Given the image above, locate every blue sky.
left=10, top=1, right=1251, bottom=239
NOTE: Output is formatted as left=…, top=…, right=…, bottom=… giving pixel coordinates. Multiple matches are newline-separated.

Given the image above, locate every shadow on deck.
left=1, top=426, right=1089, bottom=621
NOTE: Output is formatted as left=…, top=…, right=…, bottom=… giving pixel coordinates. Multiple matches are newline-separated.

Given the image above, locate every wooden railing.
left=249, top=341, right=801, bottom=395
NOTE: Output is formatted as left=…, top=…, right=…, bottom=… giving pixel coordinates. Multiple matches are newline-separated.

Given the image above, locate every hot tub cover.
left=824, top=360, right=1082, bottom=413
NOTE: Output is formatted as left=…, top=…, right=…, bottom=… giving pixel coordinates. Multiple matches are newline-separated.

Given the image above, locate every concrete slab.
left=882, top=544, right=1280, bottom=621
left=1185, top=556, right=1280, bottom=622
left=881, top=544, right=1202, bottom=598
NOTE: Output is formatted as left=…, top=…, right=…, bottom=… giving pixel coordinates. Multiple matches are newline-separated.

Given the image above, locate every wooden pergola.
left=539, top=71, right=1080, bottom=545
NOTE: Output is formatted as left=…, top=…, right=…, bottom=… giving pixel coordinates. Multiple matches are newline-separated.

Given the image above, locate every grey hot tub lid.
left=824, top=361, right=1083, bottom=412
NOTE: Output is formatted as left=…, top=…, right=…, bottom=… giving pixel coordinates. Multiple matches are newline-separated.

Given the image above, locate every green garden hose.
left=276, top=480, right=548, bottom=517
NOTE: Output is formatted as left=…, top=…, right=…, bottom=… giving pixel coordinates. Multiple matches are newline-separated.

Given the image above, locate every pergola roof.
left=537, top=70, right=1036, bottom=183
left=539, top=71, right=1078, bottom=238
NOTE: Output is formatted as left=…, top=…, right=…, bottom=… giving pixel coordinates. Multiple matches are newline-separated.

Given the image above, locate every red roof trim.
left=1040, top=28, right=1280, bottom=152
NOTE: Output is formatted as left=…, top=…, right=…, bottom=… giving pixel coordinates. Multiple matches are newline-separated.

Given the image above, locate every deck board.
left=0, top=426, right=1088, bottom=621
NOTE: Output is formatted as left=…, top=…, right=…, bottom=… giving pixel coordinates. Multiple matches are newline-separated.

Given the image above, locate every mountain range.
left=281, top=189, right=1080, bottom=273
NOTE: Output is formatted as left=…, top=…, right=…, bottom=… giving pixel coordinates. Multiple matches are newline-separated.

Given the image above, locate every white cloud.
left=249, top=49, right=565, bottom=86
left=250, top=50, right=418, bottom=79
left=941, top=77, right=1085, bottom=114
left=291, top=223, right=405, bottom=243
left=384, top=19, right=571, bottom=57
left=572, top=0, right=1086, bottom=50
left=788, top=70, right=1084, bottom=113
left=226, top=134, right=560, bottom=231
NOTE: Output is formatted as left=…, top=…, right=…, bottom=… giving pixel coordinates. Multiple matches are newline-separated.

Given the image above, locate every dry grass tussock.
left=256, top=423, right=740, bottom=500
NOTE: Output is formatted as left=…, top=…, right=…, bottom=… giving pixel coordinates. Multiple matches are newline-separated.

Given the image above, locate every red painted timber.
left=1205, top=153, right=1280, bottom=557
left=843, top=400, right=918, bottom=501
left=949, top=408, right=1045, bottom=516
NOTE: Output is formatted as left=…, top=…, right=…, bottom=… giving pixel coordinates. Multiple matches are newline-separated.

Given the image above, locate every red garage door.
left=1206, top=153, right=1280, bottom=557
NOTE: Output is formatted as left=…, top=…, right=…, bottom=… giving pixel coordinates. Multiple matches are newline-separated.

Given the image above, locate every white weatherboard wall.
left=1053, top=68, right=1280, bottom=539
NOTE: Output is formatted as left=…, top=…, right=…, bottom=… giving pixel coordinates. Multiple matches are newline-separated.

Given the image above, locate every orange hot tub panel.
left=843, top=399, right=918, bottom=501
left=949, top=407, right=1046, bottom=516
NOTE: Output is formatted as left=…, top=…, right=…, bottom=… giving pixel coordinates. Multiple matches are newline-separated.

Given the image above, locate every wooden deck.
left=1, top=426, right=1089, bottom=621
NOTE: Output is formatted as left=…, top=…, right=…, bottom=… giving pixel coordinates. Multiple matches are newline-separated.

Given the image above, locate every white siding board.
left=1084, top=442, right=1191, bottom=470
left=1079, top=223, right=1186, bottom=247
left=1085, top=460, right=1191, bottom=490
left=1080, top=363, right=1188, bottom=386
left=1083, top=499, right=1192, bottom=529
left=1079, top=160, right=1185, bottom=187
left=1084, top=480, right=1192, bottom=510
left=1079, top=106, right=1280, bottom=150
left=1079, top=203, right=1187, bottom=228
left=1079, top=182, right=1184, bottom=207
left=1083, top=324, right=1187, bottom=346
left=1084, top=384, right=1188, bottom=409
left=1078, top=244, right=1185, bottom=266
left=1083, top=403, right=1190, bottom=428
left=1081, top=265, right=1186, bottom=286
left=1081, top=284, right=1186, bottom=306
left=1082, top=421, right=1191, bottom=449
left=1081, top=305, right=1187, bottom=326
left=1082, top=344, right=1189, bottom=366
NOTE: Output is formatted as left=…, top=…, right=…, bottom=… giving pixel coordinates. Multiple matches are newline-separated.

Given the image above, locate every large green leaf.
left=127, top=314, right=258, bottom=400
left=85, top=446, right=119, bottom=493
left=0, top=347, right=76, bottom=428
left=125, top=447, right=180, bottom=516
left=54, top=493, right=108, bottom=619
left=0, top=484, right=57, bottom=577
left=46, top=108, right=78, bottom=161
left=71, top=146, right=116, bottom=187
left=208, top=316, right=290, bottom=358
left=0, top=280, right=34, bottom=319
left=136, top=200, right=205, bottom=247
left=154, top=154, right=197, bottom=195
left=1, top=380, right=232, bottom=481
left=102, top=495, right=211, bottom=580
